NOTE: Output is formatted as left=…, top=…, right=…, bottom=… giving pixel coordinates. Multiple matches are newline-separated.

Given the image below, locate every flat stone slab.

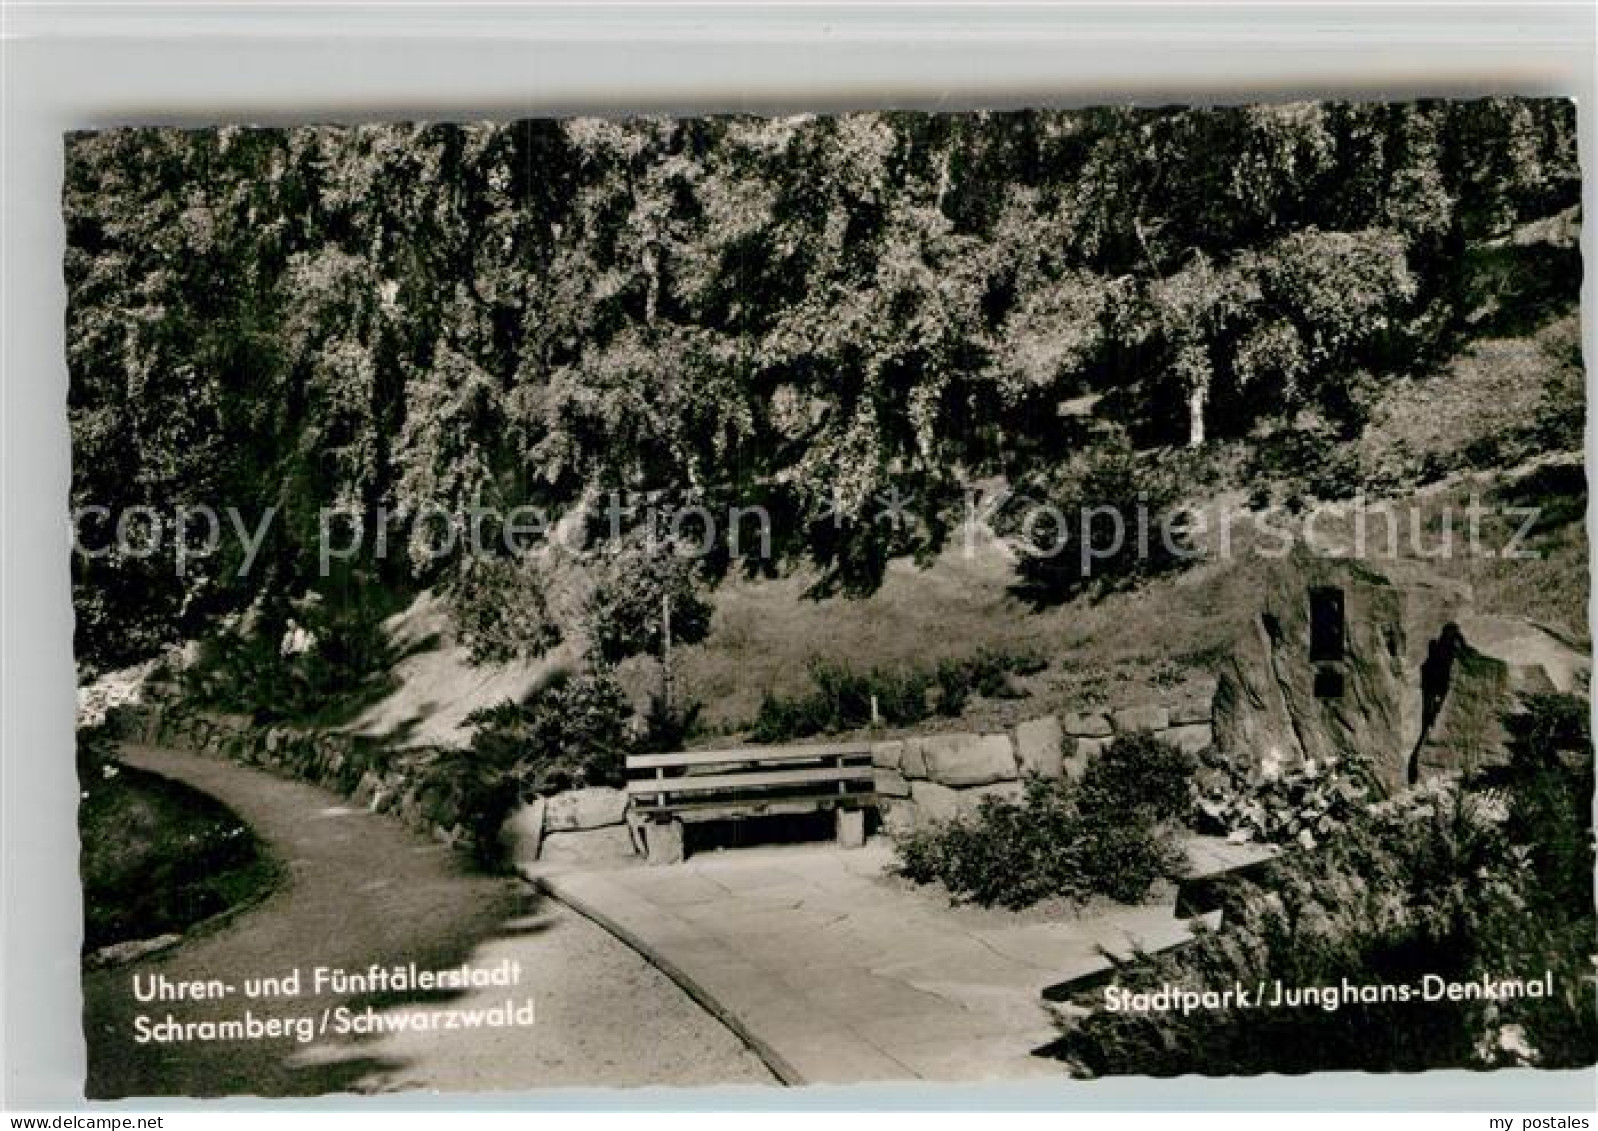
left=538, top=841, right=1208, bottom=1084
left=1176, top=835, right=1281, bottom=918
left=1183, top=834, right=1278, bottom=878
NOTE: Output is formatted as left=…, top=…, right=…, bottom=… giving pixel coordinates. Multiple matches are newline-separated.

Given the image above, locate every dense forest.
left=65, top=100, right=1581, bottom=672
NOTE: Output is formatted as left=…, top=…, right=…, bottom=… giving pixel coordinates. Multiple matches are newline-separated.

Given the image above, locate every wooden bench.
left=625, top=742, right=877, bottom=864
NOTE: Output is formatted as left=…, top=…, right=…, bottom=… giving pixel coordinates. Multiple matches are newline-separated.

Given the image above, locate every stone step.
left=1175, top=835, right=1280, bottom=919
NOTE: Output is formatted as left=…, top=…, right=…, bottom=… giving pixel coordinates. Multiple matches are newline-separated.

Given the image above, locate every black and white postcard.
left=66, top=100, right=1593, bottom=1097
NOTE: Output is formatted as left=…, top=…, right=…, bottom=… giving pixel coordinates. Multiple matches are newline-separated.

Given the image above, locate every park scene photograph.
left=66, top=98, right=1593, bottom=1097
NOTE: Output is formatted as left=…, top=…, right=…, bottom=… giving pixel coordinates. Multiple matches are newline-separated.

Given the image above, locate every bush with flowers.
left=1192, top=746, right=1372, bottom=848
left=1049, top=693, right=1596, bottom=1076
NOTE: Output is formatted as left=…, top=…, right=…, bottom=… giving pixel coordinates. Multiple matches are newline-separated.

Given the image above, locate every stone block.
left=879, top=799, right=919, bottom=836
left=899, top=739, right=929, bottom=780
left=920, top=733, right=1018, bottom=787
left=1013, top=715, right=1064, bottom=779
left=499, top=798, right=548, bottom=877
left=874, top=768, right=911, bottom=798
left=1112, top=704, right=1170, bottom=733
left=909, top=780, right=961, bottom=822
left=545, top=826, right=644, bottom=867
left=544, top=786, right=628, bottom=831
left=1162, top=723, right=1214, bottom=755
left=871, top=740, right=905, bottom=770
left=643, top=818, right=685, bottom=866
left=835, top=808, right=866, bottom=848
left=1062, top=712, right=1113, bottom=738
left=1170, top=696, right=1214, bottom=725
left=1075, top=736, right=1108, bottom=762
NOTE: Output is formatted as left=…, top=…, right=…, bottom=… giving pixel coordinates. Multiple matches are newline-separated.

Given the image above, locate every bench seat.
left=624, top=742, right=877, bottom=863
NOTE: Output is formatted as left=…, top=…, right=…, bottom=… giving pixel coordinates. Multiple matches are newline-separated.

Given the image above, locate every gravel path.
left=83, top=745, right=775, bottom=1098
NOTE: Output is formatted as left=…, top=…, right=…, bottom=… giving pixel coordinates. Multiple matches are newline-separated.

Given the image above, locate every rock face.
left=909, top=780, right=961, bottom=822
left=1212, top=546, right=1587, bottom=793
left=879, top=798, right=918, bottom=836
left=1062, top=712, right=1113, bottom=738
left=1214, top=548, right=1469, bottom=792
left=1161, top=723, right=1214, bottom=756
left=871, top=740, right=906, bottom=771
left=874, top=768, right=912, bottom=798
left=1413, top=614, right=1590, bottom=779
left=539, top=826, right=638, bottom=866
left=1170, top=683, right=1219, bottom=725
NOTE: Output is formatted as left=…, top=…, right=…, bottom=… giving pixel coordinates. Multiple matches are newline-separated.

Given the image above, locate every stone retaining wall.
left=107, top=677, right=1219, bottom=865
left=873, top=680, right=1218, bottom=834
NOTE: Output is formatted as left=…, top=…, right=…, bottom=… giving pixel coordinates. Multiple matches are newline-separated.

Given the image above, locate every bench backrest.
left=626, top=742, right=875, bottom=816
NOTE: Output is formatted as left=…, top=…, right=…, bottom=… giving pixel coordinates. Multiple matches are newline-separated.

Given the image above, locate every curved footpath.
left=84, top=745, right=775, bottom=1098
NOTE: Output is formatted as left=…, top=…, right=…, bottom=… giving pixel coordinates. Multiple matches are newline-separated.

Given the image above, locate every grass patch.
left=78, top=731, right=278, bottom=952
left=1355, top=311, right=1582, bottom=492
left=748, top=648, right=1046, bottom=742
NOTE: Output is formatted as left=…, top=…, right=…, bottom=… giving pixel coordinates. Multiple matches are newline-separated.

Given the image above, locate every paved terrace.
left=538, top=840, right=1258, bottom=1085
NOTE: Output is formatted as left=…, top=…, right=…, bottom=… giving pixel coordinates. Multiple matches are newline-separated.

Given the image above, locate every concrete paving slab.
left=619, top=871, right=735, bottom=907
left=536, top=837, right=1211, bottom=1084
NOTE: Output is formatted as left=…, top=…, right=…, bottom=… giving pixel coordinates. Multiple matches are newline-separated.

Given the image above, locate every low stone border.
left=105, top=703, right=492, bottom=856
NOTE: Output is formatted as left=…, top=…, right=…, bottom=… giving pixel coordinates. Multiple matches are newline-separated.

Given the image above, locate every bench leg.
left=645, top=817, right=685, bottom=866
left=835, top=807, right=865, bottom=849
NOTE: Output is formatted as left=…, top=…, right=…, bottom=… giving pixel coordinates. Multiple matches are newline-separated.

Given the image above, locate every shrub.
left=750, top=688, right=833, bottom=744
left=935, top=647, right=1045, bottom=716
left=637, top=693, right=705, bottom=754
left=751, top=659, right=934, bottom=741
left=446, top=555, right=561, bottom=664
left=1002, top=435, right=1193, bottom=603
left=894, top=737, right=1193, bottom=910
left=1245, top=413, right=1363, bottom=509
left=751, top=649, right=1043, bottom=740
left=932, top=658, right=976, bottom=717
left=896, top=776, right=1083, bottom=909
left=183, top=585, right=400, bottom=725
left=1496, top=693, right=1593, bottom=923
left=586, top=546, right=712, bottom=665
left=417, top=746, right=525, bottom=867
left=466, top=667, right=633, bottom=796
left=1078, top=730, right=1196, bottom=824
